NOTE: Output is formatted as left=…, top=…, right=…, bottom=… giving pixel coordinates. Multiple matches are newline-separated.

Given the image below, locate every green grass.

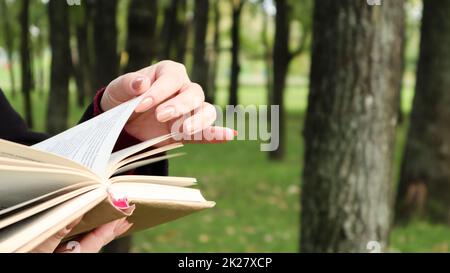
left=2, top=79, right=450, bottom=253
left=133, top=112, right=302, bottom=252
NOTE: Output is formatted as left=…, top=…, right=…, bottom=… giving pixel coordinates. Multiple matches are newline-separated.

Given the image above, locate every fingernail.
left=131, top=77, right=145, bottom=91
left=117, top=223, right=133, bottom=236
left=157, top=106, right=176, bottom=122
left=113, top=218, right=127, bottom=233
left=136, top=97, right=154, bottom=112
left=122, top=222, right=133, bottom=233
left=115, top=220, right=133, bottom=235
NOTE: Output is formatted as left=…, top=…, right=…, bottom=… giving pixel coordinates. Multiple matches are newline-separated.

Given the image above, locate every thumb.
left=101, top=72, right=151, bottom=111
left=75, top=218, right=133, bottom=253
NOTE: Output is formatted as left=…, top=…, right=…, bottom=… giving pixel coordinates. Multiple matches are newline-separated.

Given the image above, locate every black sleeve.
left=0, top=90, right=48, bottom=145
left=0, top=89, right=97, bottom=146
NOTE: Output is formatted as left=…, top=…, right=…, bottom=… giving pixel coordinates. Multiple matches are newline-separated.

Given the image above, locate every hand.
left=101, top=61, right=236, bottom=145
left=31, top=217, right=132, bottom=253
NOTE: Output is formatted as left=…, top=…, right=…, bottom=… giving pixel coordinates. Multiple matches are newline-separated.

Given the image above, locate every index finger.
left=135, top=61, right=190, bottom=113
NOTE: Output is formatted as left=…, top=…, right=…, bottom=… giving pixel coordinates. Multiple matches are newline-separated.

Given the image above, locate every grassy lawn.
left=3, top=82, right=450, bottom=253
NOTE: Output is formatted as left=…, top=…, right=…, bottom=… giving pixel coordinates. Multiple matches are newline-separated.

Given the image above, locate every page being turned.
left=32, top=96, right=144, bottom=177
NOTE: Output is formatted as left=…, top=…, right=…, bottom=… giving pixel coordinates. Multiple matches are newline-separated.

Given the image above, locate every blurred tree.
left=125, top=0, right=158, bottom=72
left=206, top=0, right=221, bottom=103
left=269, top=0, right=289, bottom=161
left=92, top=0, right=119, bottom=88
left=158, top=0, right=188, bottom=63
left=173, top=0, right=189, bottom=63
left=0, top=0, right=17, bottom=97
left=301, top=0, right=404, bottom=252
left=46, top=0, right=71, bottom=134
left=29, top=0, right=48, bottom=97
left=396, top=0, right=450, bottom=224
left=228, top=0, right=245, bottom=106
left=260, top=1, right=273, bottom=106
left=70, top=3, right=94, bottom=105
left=269, top=0, right=311, bottom=161
left=191, top=0, right=210, bottom=99
left=19, top=0, right=33, bottom=128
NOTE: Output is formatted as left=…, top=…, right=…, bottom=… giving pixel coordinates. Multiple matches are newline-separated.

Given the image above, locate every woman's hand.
left=101, top=61, right=236, bottom=145
left=31, top=217, right=132, bottom=253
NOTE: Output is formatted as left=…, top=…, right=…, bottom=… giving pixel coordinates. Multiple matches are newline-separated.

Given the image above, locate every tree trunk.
left=158, top=0, right=180, bottom=61
left=157, top=0, right=189, bottom=62
left=191, top=0, right=209, bottom=96
left=75, top=22, right=91, bottom=105
left=262, top=6, right=273, bottom=106
left=396, top=0, right=450, bottom=224
left=228, top=0, right=243, bottom=106
left=19, top=0, right=33, bottom=128
left=46, top=0, right=71, bottom=134
left=92, top=0, right=119, bottom=88
left=206, top=0, right=221, bottom=103
left=71, top=3, right=94, bottom=104
left=174, top=0, right=188, bottom=63
left=0, top=0, right=17, bottom=97
left=125, top=0, right=158, bottom=73
left=72, top=46, right=85, bottom=107
left=269, top=0, right=290, bottom=161
left=301, top=0, right=404, bottom=252
left=36, top=27, right=46, bottom=97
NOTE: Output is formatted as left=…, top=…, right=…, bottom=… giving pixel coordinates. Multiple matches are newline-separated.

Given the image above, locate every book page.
left=0, top=165, right=97, bottom=210
left=0, top=139, right=92, bottom=173
left=0, top=184, right=99, bottom=230
left=112, top=153, right=185, bottom=175
left=0, top=155, right=82, bottom=173
left=32, top=96, right=144, bottom=177
left=67, top=184, right=214, bottom=239
left=107, top=142, right=183, bottom=177
left=0, top=188, right=107, bottom=253
left=107, top=133, right=175, bottom=170
left=110, top=182, right=208, bottom=203
left=0, top=181, right=97, bottom=216
left=110, top=175, right=197, bottom=187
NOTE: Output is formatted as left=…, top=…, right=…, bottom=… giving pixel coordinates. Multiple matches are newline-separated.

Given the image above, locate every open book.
left=0, top=95, right=214, bottom=253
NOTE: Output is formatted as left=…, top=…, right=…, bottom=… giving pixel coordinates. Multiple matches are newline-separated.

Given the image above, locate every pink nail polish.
left=157, top=106, right=176, bottom=122
left=131, top=77, right=145, bottom=91
left=136, top=97, right=154, bottom=112
left=113, top=197, right=130, bottom=209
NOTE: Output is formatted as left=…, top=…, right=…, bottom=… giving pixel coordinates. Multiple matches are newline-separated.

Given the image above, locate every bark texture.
left=301, top=0, right=404, bottom=252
